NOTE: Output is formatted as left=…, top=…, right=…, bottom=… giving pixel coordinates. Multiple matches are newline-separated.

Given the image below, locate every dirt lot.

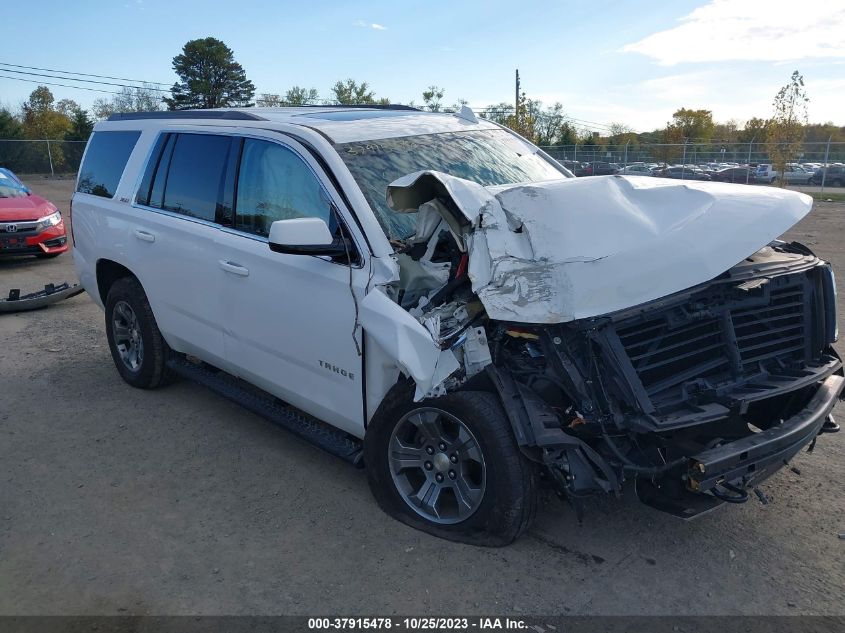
left=1, top=177, right=843, bottom=616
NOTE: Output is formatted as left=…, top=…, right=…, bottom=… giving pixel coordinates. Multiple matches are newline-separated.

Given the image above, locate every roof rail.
left=107, top=110, right=267, bottom=122
left=288, top=104, right=420, bottom=111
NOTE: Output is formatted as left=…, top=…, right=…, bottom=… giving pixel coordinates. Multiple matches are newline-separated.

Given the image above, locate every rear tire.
left=105, top=276, right=176, bottom=389
left=365, top=384, right=537, bottom=546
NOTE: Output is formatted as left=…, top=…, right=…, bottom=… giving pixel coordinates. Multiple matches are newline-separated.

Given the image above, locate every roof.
left=107, top=106, right=500, bottom=144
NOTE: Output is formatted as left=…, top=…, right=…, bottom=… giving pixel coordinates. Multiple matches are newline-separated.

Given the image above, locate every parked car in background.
left=753, top=164, right=813, bottom=185
left=578, top=161, right=618, bottom=176
left=755, top=164, right=777, bottom=183
left=710, top=167, right=757, bottom=184
left=0, top=167, right=30, bottom=191
left=782, top=164, right=815, bottom=185
left=655, top=166, right=712, bottom=181
left=560, top=160, right=581, bottom=175
left=618, top=164, right=654, bottom=176
left=0, top=168, right=68, bottom=258
left=810, top=165, right=845, bottom=187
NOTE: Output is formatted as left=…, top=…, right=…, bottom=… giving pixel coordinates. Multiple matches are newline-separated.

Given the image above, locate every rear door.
left=128, top=131, right=237, bottom=367
left=214, top=134, right=369, bottom=437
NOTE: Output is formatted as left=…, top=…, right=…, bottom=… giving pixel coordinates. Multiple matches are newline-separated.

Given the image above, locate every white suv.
left=73, top=107, right=842, bottom=545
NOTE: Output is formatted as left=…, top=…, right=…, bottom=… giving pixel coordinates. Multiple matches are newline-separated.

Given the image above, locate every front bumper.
left=0, top=221, right=68, bottom=256
left=687, top=373, right=844, bottom=492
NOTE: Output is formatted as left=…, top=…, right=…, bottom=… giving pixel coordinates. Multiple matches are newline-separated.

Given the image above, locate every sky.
left=1, top=0, right=844, bottom=133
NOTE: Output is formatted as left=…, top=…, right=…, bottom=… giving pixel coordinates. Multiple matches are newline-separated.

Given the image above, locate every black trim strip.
left=108, top=110, right=266, bottom=121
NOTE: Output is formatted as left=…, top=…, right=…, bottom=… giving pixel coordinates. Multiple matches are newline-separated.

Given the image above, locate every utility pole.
left=820, top=135, right=832, bottom=194
left=746, top=134, right=756, bottom=184
left=515, top=69, right=520, bottom=128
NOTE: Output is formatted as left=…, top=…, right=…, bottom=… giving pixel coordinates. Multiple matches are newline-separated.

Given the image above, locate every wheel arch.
left=96, top=259, right=137, bottom=306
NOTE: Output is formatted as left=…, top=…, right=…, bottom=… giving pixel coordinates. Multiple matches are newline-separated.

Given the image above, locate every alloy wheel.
left=388, top=407, right=486, bottom=525
left=112, top=300, right=144, bottom=372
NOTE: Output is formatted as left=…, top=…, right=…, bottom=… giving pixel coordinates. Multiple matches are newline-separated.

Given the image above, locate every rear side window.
left=138, top=133, right=234, bottom=223
left=162, top=134, right=232, bottom=222
left=77, top=131, right=141, bottom=198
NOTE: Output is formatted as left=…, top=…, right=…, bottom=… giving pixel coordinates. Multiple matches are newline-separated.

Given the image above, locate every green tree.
left=164, top=37, right=255, bottom=110
left=608, top=122, right=637, bottom=146
left=666, top=108, right=715, bottom=143
left=255, top=93, right=283, bottom=107
left=64, top=108, right=94, bottom=169
left=580, top=130, right=600, bottom=147
left=331, top=79, right=378, bottom=105
left=24, top=86, right=55, bottom=114
left=56, top=99, right=83, bottom=117
left=0, top=108, right=23, bottom=139
left=22, top=87, right=71, bottom=140
left=479, top=102, right=512, bottom=125
left=0, top=108, right=25, bottom=171
left=257, top=88, right=320, bottom=107
left=505, top=91, right=536, bottom=140
left=556, top=121, right=578, bottom=146
left=803, top=122, right=845, bottom=143
left=737, top=117, right=768, bottom=143
left=284, top=86, right=320, bottom=105
left=533, top=102, right=565, bottom=146
left=713, top=119, right=740, bottom=143
left=422, top=85, right=445, bottom=112
left=66, top=109, right=94, bottom=142
left=21, top=87, right=72, bottom=172
left=94, top=84, right=163, bottom=119
left=767, top=70, right=809, bottom=185
left=444, top=98, right=468, bottom=113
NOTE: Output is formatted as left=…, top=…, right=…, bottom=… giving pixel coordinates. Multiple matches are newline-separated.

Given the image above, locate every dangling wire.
left=339, top=218, right=362, bottom=358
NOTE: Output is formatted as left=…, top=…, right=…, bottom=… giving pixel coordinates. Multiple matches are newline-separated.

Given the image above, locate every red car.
left=0, top=169, right=68, bottom=258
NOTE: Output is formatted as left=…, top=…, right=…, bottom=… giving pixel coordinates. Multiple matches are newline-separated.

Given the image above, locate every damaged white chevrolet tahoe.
left=72, top=106, right=842, bottom=545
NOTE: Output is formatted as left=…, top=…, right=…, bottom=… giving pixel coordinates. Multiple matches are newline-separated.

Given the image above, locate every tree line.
left=1, top=37, right=842, bottom=177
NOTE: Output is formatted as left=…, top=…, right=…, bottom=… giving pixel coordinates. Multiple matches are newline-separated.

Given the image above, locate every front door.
left=215, top=135, right=368, bottom=437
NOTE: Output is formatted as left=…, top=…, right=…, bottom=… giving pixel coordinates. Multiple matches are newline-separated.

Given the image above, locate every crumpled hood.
left=387, top=173, right=814, bottom=324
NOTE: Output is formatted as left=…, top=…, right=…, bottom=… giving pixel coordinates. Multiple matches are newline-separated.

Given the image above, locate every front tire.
left=105, top=276, right=176, bottom=389
left=365, top=386, right=537, bottom=546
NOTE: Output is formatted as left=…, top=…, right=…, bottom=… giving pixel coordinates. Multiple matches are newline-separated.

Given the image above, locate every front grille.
left=619, top=316, right=729, bottom=398
left=613, top=272, right=816, bottom=411
left=732, top=287, right=805, bottom=369
left=0, top=221, right=39, bottom=235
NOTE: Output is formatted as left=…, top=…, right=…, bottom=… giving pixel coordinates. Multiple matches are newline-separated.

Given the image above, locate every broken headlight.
left=821, top=264, right=838, bottom=344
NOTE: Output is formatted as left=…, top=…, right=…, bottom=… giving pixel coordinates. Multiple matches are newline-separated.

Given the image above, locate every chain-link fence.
left=0, top=139, right=87, bottom=176
left=2, top=138, right=843, bottom=187
left=539, top=140, right=845, bottom=172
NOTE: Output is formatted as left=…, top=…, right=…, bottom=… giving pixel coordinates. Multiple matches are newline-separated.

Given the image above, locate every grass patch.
left=809, top=192, right=845, bottom=203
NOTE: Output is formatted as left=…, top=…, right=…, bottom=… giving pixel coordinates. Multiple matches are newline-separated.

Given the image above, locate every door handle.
left=133, top=229, right=155, bottom=243
left=218, top=260, right=249, bottom=277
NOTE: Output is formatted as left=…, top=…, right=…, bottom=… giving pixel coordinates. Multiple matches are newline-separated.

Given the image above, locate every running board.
left=166, top=357, right=364, bottom=467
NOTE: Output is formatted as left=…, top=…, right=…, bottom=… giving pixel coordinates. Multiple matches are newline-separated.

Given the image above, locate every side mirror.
left=268, top=217, right=352, bottom=258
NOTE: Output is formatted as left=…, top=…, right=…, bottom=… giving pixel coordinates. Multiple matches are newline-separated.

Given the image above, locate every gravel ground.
left=1, top=178, right=843, bottom=616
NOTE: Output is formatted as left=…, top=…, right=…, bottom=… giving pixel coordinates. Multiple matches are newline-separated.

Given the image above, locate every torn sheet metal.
left=359, top=287, right=460, bottom=400
left=388, top=172, right=814, bottom=324
left=1, top=282, right=84, bottom=314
